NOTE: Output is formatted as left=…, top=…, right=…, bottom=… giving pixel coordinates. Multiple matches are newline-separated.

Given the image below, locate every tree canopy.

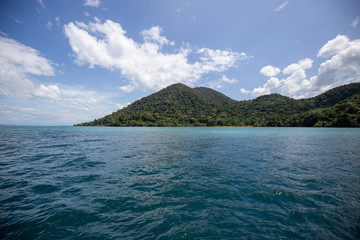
left=76, top=82, right=360, bottom=127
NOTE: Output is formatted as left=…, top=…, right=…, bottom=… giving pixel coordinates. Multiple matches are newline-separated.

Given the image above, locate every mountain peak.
left=162, top=83, right=190, bottom=90
left=76, top=82, right=360, bottom=127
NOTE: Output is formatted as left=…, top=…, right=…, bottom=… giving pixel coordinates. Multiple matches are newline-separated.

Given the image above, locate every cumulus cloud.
left=260, top=65, right=281, bottom=77
left=281, top=58, right=313, bottom=97
left=64, top=19, right=250, bottom=92
left=240, top=88, right=251, bottom=94
left=317, top=35, right=349, bottom=58
left=311, top=35, right=360, bottom=94
left=84, top=0, right=100, bottom=7
left=252, top=77, right=281, bottom=97
left=0, top=36, right=114, bottom=125
left=248, top=35, right=360, bottom=98
left=244, top=65, right=282, bottom=97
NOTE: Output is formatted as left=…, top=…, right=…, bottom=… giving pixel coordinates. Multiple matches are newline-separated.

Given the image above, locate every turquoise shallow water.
left=0, top=126, right=360, bottom=239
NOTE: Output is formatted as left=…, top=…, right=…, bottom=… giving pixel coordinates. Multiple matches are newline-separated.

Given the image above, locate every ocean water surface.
left=0, top=126, right=360, bottom=239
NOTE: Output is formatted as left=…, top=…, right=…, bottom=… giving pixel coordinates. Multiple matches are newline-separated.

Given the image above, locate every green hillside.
left=76, top=82, right=360, bottom=127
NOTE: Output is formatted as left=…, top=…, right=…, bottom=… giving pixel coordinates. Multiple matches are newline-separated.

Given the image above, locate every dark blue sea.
left=1, top=126, right=360, bottom=239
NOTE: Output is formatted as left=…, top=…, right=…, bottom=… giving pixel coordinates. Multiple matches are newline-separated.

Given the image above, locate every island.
left=76, top=82, right=360, bottom=127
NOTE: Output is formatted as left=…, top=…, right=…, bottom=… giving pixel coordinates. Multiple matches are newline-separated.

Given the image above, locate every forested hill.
left=76, top=82, right=360, bottom=127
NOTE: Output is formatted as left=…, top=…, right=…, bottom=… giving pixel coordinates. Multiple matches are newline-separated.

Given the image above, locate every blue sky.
left=0, top=0, right=360, bottom=125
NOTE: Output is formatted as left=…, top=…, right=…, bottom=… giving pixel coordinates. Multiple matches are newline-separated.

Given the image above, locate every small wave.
left=38, top=143, right=73, bottom=149
left=58, top=156, right=87, bottom=168
left=31, top=184, right=59, bottom=194
left=80, top=139, right=104, bottom=143
left=72, top=174, right=101, bottom=183
left=246, top=191, right=273, bottom=204
left=83, top=161, right=106, bottom=168
left=1, top=126, right=360, bottom=239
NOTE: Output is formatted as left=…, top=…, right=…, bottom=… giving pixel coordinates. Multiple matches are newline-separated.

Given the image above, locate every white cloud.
left=208, top=82, right=224, bottom=89
left=64, top=19, right=250, bottom=92
left=0, top=37, right=54, bottom=99
left=33, top=84, right=60, bottom=100
left=0, top=36, right=115, bottom=125
left=311, top=35, right=360, bottom=94
left=252, top=77, right=281, bottom=97
left=281, top=58, right=313, bottom=97
left=0, top=37, right=54, bottom=76
left=142, top=26, right=174, bottom=47
left=240, top=88, right=250, bottom=94
left=84, top=0, right=100, bottom=7
left=260, top=65, right=280, bottom=77
left=197, top=48, right=247, bottom=72
left=221, top=75, right=238, bottom=84
left=282, top=58, right=313, bottom=75
left=251, top=87, right=269, bottom=97
left=248, top=35, right=360, bottom=98
left=275, top=0, right=289, bottom=11
left=249, top=64, right=283, bottom=97
left=352, top=16, right=359, bottom=27
left=0, top=96, right=114, bottom=125
left=207, top=75, right=238, bottom=89
left=250, top=65, right=281, bottom=97
left=317, top=34, right=349, bottom=58
left=0, top=36, right=53, bottom=99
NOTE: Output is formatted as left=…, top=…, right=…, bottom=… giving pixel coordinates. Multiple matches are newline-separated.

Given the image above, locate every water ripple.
left=0, top=126, right=360, bottom=239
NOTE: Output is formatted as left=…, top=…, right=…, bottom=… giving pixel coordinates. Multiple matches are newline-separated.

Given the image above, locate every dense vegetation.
left=76, top=82, right=360, bottom=127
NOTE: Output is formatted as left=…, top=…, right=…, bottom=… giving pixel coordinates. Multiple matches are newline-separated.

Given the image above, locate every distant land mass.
left=76, top=82, right=360, bottom=127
